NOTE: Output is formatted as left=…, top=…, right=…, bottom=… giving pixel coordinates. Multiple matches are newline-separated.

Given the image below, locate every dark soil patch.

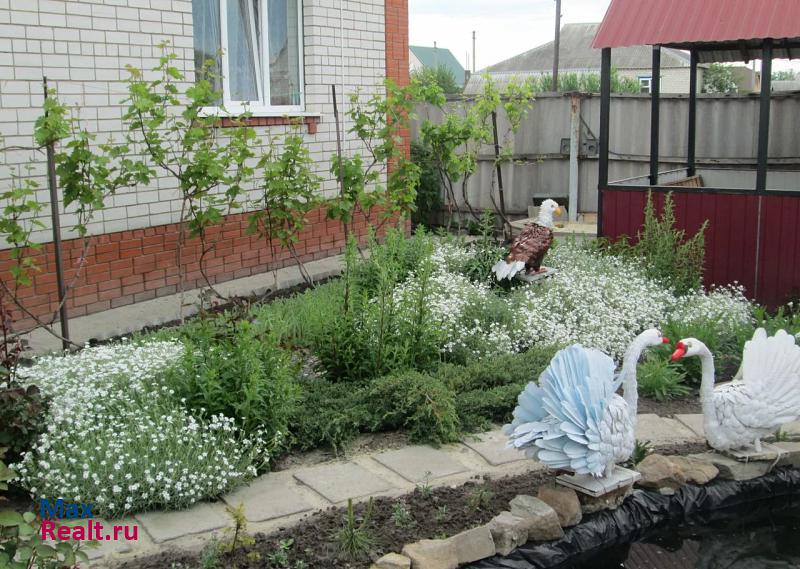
left=637, top=390, right=702, bottom=416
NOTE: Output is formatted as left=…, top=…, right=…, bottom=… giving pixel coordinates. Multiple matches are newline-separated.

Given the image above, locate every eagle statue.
left=492, top=199, right=562, bottom=281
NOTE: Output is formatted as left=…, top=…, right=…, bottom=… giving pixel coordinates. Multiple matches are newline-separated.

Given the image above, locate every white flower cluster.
left=510, top=244, right=677, bottom=358
left=14, top=341, right=267, bottom=518
left=671, top=284, right=754, bottom=333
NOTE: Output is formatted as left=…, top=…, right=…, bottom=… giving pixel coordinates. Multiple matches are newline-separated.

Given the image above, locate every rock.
left=775, top=441, right=800, bottom=468
left=637, top=454, right=686, bottom=490
left=373, top=552, right=412, bottom=569
left=446, top=526, right=495, bottom=564
left=688, top=452, right=774, bottom=481
left=578, top=484, right=634, bottom=514
left=508, top=495, right=564, bottom=541
left=669, top=456, right=718, bottom=485
left=401, top=539, right=458, bottom=569
left=536, top=485, right=582, bottom=527
left=487, top=511, right=530, bottom=556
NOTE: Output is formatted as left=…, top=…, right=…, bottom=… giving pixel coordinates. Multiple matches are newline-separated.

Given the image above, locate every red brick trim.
left=216, top=115, right=320, bottom=134
left=385, top=0, right=410, bottom=159
left=0, top=207, right=386, bottom=331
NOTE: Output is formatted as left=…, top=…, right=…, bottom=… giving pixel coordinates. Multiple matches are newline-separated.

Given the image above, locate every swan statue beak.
left=662, top=337, right=670, bottom=344
left=555, top=207, right=563, bottom=216
left=671, top=341, right=686, bottom=361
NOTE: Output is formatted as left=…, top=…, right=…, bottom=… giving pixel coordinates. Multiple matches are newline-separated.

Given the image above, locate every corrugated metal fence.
left=412, top=91, right=800, bottom=215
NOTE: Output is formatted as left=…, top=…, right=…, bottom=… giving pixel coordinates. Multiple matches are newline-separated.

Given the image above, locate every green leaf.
left=0, top=510, right=25, bottom=527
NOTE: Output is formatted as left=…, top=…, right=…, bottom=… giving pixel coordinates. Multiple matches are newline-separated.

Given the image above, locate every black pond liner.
left=467, top=467, right=800, bottom=569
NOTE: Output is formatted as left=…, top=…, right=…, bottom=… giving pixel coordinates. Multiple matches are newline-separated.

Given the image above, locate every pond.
left=562, top=496, right=800, bottom=569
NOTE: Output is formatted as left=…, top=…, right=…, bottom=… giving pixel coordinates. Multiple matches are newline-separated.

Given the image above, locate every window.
left=638, top=76, right=652, bottom=94
left=192, top=0, right=304, bottom=113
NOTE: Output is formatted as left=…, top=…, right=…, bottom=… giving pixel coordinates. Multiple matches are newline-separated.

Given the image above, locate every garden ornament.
left=504, top=329, right=668, bottom=477
left=492, top=199, right=561, bottom=281
left=671, top=328, right=800, bottom=452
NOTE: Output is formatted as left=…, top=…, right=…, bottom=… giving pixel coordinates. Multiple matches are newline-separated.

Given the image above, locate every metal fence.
left=411, top=91, right=800, bottom=216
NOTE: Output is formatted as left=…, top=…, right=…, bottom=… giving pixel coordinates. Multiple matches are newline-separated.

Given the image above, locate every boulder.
left=401, top=539, right=458, bottom=569
left=536, top=485, right=582, bottom=527
left=508, top=495, right=564, bottom=541
left=636, top=454, right=686, bottom=490
left=688, top=452, right=774, bottom=481
left=445, top=525, right=495, bottom=564
left=373, top=552, right=412, bottom=569
left=578, top=483, right=633, bottom=514
left=669, top=456, right=718, bottom=485
left=487, top=511, right=530, bottom=556
left=775, top=442, right=800, bottom=468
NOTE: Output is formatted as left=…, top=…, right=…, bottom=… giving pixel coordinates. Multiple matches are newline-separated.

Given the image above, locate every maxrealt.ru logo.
left=39, top=499, right=138, bottom=542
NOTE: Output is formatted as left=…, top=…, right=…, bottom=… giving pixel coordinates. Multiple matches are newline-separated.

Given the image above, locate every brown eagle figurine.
left=492, top=199, right=562, bottom=280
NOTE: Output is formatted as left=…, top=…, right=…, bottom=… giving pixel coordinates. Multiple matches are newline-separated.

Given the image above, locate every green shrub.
left=0, top=380, right=47, bottom=464
left=636, top=354, right=691, bottom=401
left=368, top=371, right=461, bottom=444
left=410, top=141, right=442, bottom=228
left=165, top=315, right=300, bottom=450
left=634, top=191, right=707, bottom=295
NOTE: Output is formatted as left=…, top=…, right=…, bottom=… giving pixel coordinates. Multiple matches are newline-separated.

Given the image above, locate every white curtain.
left=227, top=0, right=260, bottom=102
left=268, top=0, right=301, bottom=106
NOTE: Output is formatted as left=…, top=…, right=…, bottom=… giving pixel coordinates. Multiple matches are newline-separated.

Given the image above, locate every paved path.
left=90, top=413, right=796, bottom=567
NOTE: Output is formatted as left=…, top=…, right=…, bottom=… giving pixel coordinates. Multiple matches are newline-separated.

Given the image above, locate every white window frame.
left=638, top=76, right=652, bottom=94
left=203, top=0, right=306, bottom=116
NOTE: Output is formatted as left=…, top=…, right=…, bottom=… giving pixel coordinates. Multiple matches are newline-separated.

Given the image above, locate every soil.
left=637, top=390, right=702, bottom=416
left=119, top=442, right=707, bottom=569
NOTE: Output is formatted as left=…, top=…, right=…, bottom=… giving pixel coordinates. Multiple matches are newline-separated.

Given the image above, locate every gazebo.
left=593, top=0, right=800, bottom=307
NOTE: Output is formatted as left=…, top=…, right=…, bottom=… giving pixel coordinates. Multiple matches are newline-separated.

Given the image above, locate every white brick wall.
left=0, top=0, right=387, bottom=244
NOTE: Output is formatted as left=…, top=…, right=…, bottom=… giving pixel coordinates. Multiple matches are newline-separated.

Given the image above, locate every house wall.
left=0, top=0, right=410, bottom=329
left=617, top=66, right=703, bottom=94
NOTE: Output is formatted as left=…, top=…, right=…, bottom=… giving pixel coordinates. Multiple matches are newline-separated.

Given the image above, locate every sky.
left=409, top=0, right=798, bottom=73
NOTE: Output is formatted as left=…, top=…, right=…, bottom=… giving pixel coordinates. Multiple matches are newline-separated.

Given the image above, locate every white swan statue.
left=505, top=329, right=669, bottom=477
left=671, top=328, right=800, bottom=452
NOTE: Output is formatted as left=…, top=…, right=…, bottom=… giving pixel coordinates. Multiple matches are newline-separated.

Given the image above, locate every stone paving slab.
left=135, top=501, right=229, bottom=544
left=372, top=445, right=467, bottom=483
left=675, top=414, right=705, bottom=438
left=294, top=461, right=394, bottom=503
left=223, top=471, right=318, bottom=522
left=636, top=414, right=701, bottom=444
left=462, top=429, right=526, bottom=466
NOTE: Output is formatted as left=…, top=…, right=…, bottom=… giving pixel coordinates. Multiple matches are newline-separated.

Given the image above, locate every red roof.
left=593, top=0, right=800, bottom=49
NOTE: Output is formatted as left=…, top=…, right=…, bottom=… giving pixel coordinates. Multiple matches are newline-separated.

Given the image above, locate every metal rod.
left=43, top=78, right=70, bottom=350
left=756, top=40, right=773, bottom=193
left=598, top=48, right=611, bottom=237
left=552, top=0, right=561, bottom=92
left=490, top=111, right=506, bottom=216
left=649, top=46, right=661, bottom=186
left=687, top=50, right=698, bottom=177
left=331, top=84, right=345, bottom=199
left=568, top=95, right=580, bottom=222
left=472, top=31, right=476, bottom=73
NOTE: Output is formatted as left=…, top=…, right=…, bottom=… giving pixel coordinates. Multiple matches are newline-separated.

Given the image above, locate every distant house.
left=409, top=45, right=466, bottom=86
left=465, top=22, right=703, bottom=95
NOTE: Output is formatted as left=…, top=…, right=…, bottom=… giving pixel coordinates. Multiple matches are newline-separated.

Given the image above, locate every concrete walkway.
left=86, top=413, right=800, bottom=567
left=23, top=254, right=346, bottom=353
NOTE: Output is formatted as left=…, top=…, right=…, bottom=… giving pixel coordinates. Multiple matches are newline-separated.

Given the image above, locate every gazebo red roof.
left=593, top=0, right=800, bottom=60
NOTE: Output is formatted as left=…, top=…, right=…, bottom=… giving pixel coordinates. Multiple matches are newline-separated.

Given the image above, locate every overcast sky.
left=409, top=0, right=798, bottom=73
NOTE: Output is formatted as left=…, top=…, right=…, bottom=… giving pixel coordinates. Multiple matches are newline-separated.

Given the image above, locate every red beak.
left=661, top=337, right=670, bottom=344
left=671, top=341, right=686, bottom=361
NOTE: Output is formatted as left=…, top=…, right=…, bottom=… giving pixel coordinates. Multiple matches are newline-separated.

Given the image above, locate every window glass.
left=268, top=0, right=302, bottom=106
left=227, top=0, right=260, bottom=102
left=192, top=0, right=223, bottom=95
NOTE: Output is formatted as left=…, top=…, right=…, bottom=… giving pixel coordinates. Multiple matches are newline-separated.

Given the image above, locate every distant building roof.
left=487, top=23, right=691, bottom=74
left=410, top=45, right=466, bottom=85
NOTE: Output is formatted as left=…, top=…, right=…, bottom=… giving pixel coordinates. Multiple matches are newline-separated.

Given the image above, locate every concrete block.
left=135, top=501, right=228, bottom=544
left=372, top=446, right=466, bottom=483
left=294, top=461, right=394, bottom=503
left=461, top=429, right=526, bottom=466
left=222, top=471, right=316, bottom=522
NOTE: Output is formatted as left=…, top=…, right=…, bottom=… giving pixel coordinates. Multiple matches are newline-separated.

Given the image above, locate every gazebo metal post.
left=687, top=49, right=698, bottom=177
left=756, top=39, right=773, bottom=192
left=598, top=47, right=611, bottom=236
left=649, top=45, right=661, bottom=186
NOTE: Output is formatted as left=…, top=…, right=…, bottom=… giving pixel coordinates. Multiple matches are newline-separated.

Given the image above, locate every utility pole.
left=552, top=0, right=561, bottom=91
left=472, top=30, right=476, bottom=72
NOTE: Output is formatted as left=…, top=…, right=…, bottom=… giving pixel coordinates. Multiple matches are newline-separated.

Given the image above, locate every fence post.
left=568, top=95, right=580, bottom=222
